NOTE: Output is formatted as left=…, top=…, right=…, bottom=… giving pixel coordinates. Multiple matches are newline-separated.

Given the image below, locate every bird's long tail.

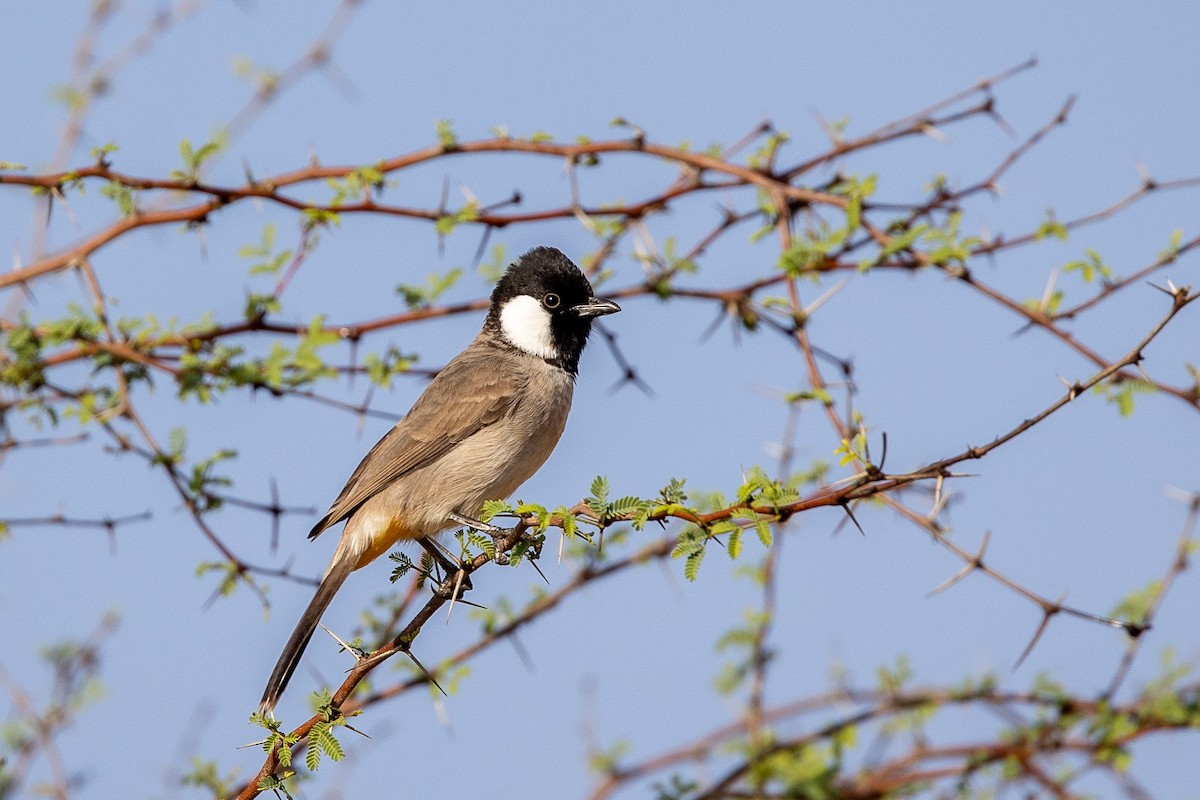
left=258, top=556, right=355, bottom=715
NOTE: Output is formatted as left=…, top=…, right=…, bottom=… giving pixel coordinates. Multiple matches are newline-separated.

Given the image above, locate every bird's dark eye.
left=542, top=292, right=561, bottom=310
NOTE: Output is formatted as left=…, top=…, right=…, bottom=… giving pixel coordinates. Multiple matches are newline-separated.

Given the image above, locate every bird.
left=258, top=246, right=620, bottom=714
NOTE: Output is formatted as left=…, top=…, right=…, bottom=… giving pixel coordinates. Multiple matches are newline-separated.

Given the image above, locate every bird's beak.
left=572, top=297, right=621, bottom=318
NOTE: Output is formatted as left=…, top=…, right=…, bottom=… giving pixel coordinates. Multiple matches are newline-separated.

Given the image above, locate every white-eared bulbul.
left=258, top=247, right=620, bottom=713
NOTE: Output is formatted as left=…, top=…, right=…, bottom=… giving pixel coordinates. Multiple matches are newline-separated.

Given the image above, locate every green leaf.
left=1035, top=209, right=1068, bottom=240
left=480, top=499, right=511, bottom=522
left=755, top=519, right=773, bottom=548
left=1063, top=248, right=1113, bottom=284
left=1110, top=579, right=1163, bottom=626
left=436, top=119, right=458, bottom=149
left=396, top=268, right=463, bottom=310
left=726, top=527, right=742, bottom=559
left=588, top=475, right=610, bottom=508
left=1160, top=228, right=1184, bottom=262
left=100, top=180, right=135, bottom=215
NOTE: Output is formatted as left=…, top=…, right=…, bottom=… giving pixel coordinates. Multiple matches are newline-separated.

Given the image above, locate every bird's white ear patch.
left=499, top=295, right=558, bottom=360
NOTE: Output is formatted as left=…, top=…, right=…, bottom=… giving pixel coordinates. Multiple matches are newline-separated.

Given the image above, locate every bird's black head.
left=486, top=247, right=620, bottom=374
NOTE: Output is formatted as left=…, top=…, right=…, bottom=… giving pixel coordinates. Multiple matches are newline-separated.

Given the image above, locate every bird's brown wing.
left=308, top=343, right=522, bottom=539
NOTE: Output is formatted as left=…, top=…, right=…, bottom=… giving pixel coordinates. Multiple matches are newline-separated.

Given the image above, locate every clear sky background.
left=2, top=2, right=1198, bottom=798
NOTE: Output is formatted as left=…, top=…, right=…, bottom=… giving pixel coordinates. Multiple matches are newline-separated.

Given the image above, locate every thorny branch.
left=3, top=46, right=1199, bottom=799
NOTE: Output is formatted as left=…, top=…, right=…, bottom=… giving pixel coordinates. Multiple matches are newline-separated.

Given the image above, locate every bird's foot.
left=444, top=510, right=513, bottom=566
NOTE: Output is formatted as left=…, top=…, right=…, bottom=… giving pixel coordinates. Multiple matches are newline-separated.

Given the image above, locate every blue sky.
left=2, top=2, right=1199, bottom=798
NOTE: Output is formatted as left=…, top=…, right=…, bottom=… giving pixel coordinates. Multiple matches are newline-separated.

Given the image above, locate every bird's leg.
left=447, top=511, right=547, bottom=568
left=448, top=512, right=519, bottom=565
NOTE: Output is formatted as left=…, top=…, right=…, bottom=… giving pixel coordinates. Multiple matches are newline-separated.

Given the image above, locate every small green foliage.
left=512, top=502, right=551, bottom=539
left=89, top=142, right=118, bottom=163
left=1110, top=579, right=1163, bottom=627
left=442, top=662, right=473, bottom=696
left=196, top=560, right=252, bottom=598
left=1095, top=378, right=1156, bottom=417
left=301, top=691, right=350, bottom=771
left=746, top=129, right=790, bottom=170
left=254, top=712, right=300, bottom=776
left=587, top=475, right=609, bottom=507
left=1035, top=209, right=1069, bottom=240
left=436, top=119, right=458, bottom=149
left=785, top=387, right=833, bottom=406
left=1186, top=363, right=1200, bottom=397
left=180, top=757, right=239, bottom=797
left=362, top=345, right=416, bottom=388
left=305, top=719, right=346, bottom=771
left=180, top=316, right=339, bottom=399
left=745, top=740, right=840, bottom=797
left=1087, top=702, right=1137, bottom=772
left=173, top=136, right=224, bottom=182
left=2, top=317, right=47, bottom=390
left=155, top=426, right=187, bottom=468
left=776, top=177, right=874, bottom=275
left=187, top=448, right=238, bottom=510
left=585, top=475, right=654, bottom=534
left=239, top=223, right=294, bottom=276
left=553, top=504, right=578, bottom=540
left=777, top=223, right=847, bottom=277
left=0, top=160, right=28, bottom=170
left=735, top=466, right=797, bottom=511
left=396, top=268, right=463, bottom=309
left=922, top=210, right=982, bottom=266
left=302, top=207, right=341, bottom=229
left=659, top=477, right=688, bottom=505
left=876, top=654, right=914, bottom=693
left=231, top=56, right=281, bottom=99
left=62, top=389, right=117, bottom=426
left=861, top=222, right=929, bottom=271
left=831, top=173, right=877, bottom=201
left=662, top=237, right=698, bottom=275
left=45, top=303, right=105, bottom=346
left=651, top=775, right=700, bottom=800
left=434, top=202, right=480, bottom=237
left=1029, top=671, right=1069, bottom=703
left=574, top=135, right=600, bottom=166
left=1136, top=648, right=1195, bottom=726
left=583, top=216, right=626, bottom=241
left=923, top=173, right=948, bottom=194
left=1022, top=287, right=1064, bottom=316
left=1159, top=228, right=1184, bottom=262
left=100, top=180, right=136, bottom=215
left=714, top=601, right=776, bottom=696
left=478, top=244, right=508, bottom=284
left=628, top=490, right=672, bottom=531
left=587, top=738, right=631, bottom=774
left=256, top=773, right=294, bottom=798
left=388, top=551, right=416, bottom=583
left=480, top=499, right=512, bottom=522
left=51, top=84, right=86, bottom=111
left=834, top=425, right=871, bottom=468
left=644, top=237, right=700, bottom=297
left=325, top=164, right=387, bottom=207
left=672, top=525, right=708, bottom=580
left=244, top=292, right=282, bottom=321
left=1063, top=248, right=1113, bottom=284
